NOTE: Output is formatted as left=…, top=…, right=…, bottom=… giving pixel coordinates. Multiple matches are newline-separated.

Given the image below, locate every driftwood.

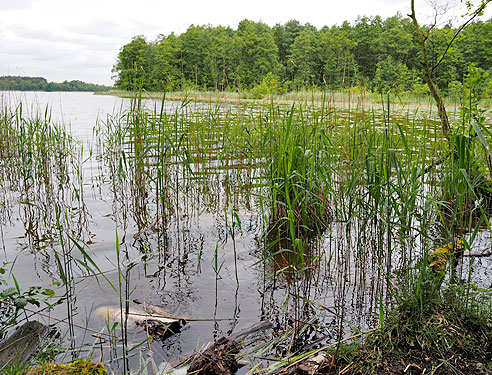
left=133, top=298, right=179, bottom=319
left=95, top=306, right=183, bottom=339
left=463, top=248, right=492, bottom=257
left=186, top=321, right=273, bottom=375
left=0, top=321, right=49, bottom=368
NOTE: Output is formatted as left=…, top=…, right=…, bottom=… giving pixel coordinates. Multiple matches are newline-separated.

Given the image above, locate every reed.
left=0, top=84, right=491, bottom=374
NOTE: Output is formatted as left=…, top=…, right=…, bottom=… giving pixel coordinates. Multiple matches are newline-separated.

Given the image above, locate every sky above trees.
left=0, top=0, right=490, bottom=85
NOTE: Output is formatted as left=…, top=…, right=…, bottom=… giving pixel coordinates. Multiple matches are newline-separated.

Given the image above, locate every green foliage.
left=250, top=72, right=282, bottom=98
left=432, top=64, right=492, bottom=241
left=273, top=19, right=306, bottom=67
left=387, top=264, right=491, bottom=356
left=448, top=80, right=463, bottom=101
left=151, top=33, right=182, bottom=90
left=0, top=76, right=110, bottom=92
left=236, top=20, right=280, bottom=88
left=411, top=82, right=430, bottom=97
left=374, top=55, right=413, bottom=93
left=111, top=16, right=492, bottom=93
left=287, top=28, right=322, bottom=88
left=0, top=265, right=55, bottom=334
left=112, top=36, right=153, bottom=90
left=265, top=103, right=332, bottom=248
left=328, top=248, right=491, bottom=374
left=458, top=19, right=492, bottom=75
left=351, top=16, right=382, bottom=81
left=180, top=25, right=212, bottom=88
left=321, top=25, right=357, bottom=88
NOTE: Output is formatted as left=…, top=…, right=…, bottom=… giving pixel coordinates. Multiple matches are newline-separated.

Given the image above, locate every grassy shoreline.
left=95, top=88, right=446, bottom=110
left=96, top=87, right=492, bottom=110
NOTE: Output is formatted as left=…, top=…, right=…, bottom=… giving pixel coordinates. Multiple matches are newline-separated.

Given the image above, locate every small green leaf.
left=13, top=297, right=28, bottom=309
left=1, top=287, right=17, bottom=298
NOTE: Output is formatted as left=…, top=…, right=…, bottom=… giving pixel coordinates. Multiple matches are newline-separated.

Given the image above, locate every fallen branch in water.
left=464, top=248, right=492, bottom=257
left=95, top=306, right=183, bottom=339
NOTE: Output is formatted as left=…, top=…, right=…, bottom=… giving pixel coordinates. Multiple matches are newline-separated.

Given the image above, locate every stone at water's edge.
left=0, top=320, right=49, bottom=368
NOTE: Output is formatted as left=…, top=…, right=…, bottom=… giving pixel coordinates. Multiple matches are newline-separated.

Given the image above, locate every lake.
left=0, top=91, right=490, bottom=373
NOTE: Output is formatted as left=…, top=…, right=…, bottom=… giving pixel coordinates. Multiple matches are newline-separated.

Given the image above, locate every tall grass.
left=0, top=85, right=491, bottom=373
left=263, top=103, right=333, bottom=245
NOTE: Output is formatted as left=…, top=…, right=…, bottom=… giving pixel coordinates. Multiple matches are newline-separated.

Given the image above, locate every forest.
left=0, top=76, right=111, bottom=92
left=112, top=14, right=492, bottom=96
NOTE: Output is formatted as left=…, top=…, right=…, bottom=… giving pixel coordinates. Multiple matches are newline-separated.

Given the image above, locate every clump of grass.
left=316, top=271, right=491, bottom=374
left=436, top=132, right=492, bottom=236
left=264, top=103, right=333, bottom=241
left=435, top=65, right=492, bottom=239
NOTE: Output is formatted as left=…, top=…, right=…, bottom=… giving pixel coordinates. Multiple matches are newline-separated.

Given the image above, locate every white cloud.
left=0, top=0, right=34, bottom=11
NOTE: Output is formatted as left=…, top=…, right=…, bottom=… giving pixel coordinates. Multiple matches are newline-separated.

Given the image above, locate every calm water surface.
left=0, top=91, right=489, bottom=373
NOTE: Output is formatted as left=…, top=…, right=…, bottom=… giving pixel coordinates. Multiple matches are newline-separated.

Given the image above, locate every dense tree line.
left=112, top=14, right=492, bottom=96
left=0, top=76, right=111, bottom=92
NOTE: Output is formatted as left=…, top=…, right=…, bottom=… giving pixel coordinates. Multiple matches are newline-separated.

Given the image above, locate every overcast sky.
left=0, top=0, right=490, bottom=85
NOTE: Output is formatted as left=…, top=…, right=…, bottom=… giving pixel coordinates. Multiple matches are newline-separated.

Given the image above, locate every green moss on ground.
left=26, top=359, right=107, bottom=375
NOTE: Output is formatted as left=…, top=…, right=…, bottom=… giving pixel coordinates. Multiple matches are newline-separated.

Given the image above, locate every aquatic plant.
left=0, top=84, right=491, bottom=375
left=428, top=240, right=465, bottom=274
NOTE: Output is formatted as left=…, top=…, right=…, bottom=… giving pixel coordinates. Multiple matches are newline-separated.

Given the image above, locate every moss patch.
left=26, top=359, right=107, bottom=375
left=428, top=240, right=464, bottom=274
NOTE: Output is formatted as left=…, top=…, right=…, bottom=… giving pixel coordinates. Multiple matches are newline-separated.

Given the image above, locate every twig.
left=127, top=310, right=234, bottom=322
left=133, top=299, right=234, bottom=321
left=432, top=1, right=491, bottom=73
left=316, top=301, right=343, bottom=320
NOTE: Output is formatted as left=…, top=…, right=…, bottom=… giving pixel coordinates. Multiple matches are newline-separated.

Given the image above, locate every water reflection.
left=0, top=92, right=490, bottom=372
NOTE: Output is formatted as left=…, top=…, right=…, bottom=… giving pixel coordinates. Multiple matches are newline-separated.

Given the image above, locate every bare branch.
left=432, top=0, right=491, bottom=72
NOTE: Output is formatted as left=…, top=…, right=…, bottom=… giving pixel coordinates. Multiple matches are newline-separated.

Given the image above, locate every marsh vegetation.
left=0, top=78, right=490, bottom=374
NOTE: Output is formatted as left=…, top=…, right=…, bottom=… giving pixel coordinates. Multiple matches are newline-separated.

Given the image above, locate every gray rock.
left=0, top=321, right=49, bottom=368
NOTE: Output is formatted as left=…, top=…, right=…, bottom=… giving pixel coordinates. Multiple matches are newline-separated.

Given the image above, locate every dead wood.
left=94, top=306, right=183, bottom=339
left=0, top=321, right=49, bottom=367
left=464, top=248, right=492, bottom=257
left=187, top=337, right=240, bottom=375
left=186, top=321, right=273, bottom=375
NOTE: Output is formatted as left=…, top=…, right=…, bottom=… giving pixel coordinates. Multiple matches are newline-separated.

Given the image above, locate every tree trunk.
left=409, top=0, right=451, bottom=140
